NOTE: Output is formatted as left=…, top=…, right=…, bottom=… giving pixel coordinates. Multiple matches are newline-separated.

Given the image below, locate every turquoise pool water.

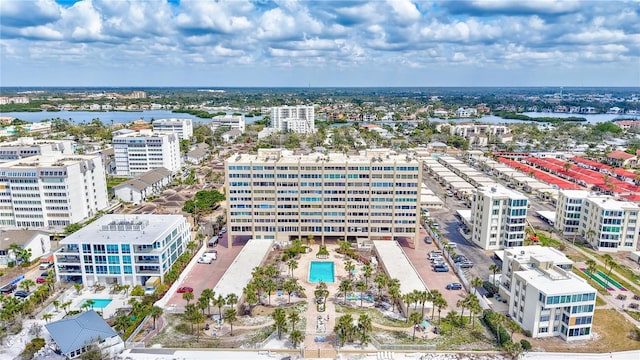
left=81, top=298, right=112, bottom=309
left=309, top=262, right=335, bottom=283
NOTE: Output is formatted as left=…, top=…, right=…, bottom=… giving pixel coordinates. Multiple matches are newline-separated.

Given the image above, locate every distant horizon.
left=2, top=85, right=639, bottom=90
left=1, top=1, right=638, bottom=87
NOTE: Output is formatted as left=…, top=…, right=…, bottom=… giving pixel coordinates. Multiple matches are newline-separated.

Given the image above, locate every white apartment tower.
left=271, top=105, right=315, bottom=134
left=555, top=189, right=639, bottom=251
left=0, top=137, right=75, bottom=163
left=225, top=149, right=421, bottom=247
left=152, top=118, right=193, bottom=140
left=0, top=154, right=109, bottom=228
left=113, top=130, right=181, bottom=177
left=211, top=115, right=246, bottom=132
left=500, top=246, right=596, bottom=341
left=54, top=214, right=191, bottom=286
left=470, top=184, right=528, bottom=250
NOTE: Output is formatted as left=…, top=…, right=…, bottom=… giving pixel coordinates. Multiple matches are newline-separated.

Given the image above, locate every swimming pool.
left=81, top=298, right=112, bottom=309
left=309, top=261, right=335, bottom=283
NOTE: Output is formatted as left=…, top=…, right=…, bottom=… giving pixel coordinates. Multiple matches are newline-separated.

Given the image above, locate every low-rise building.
left=0, top=230, right=51, bottom=267
left=54, top=214, right=191, bottom=287
left=211, top=114, right=245, bottom=132
left=222, top=129, right=242, bottom=143
left=500, top=246, right=596, bottom=341
left=45, top=310, right=124, bottom=359
left=113, top=168, right=172, bottom=204
left=606, top=150, right=636, bottom=167
left=152, top=118, right=193, bottom=140
left=185, top=148, right=208, bottom=165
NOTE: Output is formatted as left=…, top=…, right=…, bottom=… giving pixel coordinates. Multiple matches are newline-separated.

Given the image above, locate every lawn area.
left=335, top=304, right=411, bottom=328
left=572, top=268, right=611, bottom=297
left=525, top=309, right=640, bottom=352
left=107, top=176, right=129, bottom=188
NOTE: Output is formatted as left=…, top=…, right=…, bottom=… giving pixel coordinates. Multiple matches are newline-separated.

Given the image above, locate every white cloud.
left=386, top=0, right=421, bottom=22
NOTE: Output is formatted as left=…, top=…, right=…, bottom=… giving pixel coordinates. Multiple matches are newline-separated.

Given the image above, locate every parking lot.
left=164, top=232, right=246, bottom=308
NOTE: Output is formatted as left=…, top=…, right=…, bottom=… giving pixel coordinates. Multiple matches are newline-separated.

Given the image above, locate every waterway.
left=0, top=110, right=628, bottom=126
left=0, top=110, right=262, bottom=125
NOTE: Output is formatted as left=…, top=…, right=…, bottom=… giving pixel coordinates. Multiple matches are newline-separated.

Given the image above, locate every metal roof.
left=45, top=310, right=119, bottom=355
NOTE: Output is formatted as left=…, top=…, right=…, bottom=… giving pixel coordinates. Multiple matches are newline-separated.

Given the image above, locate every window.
left=106, top=244, right=119, bottom=254
left=538, top=327, right=548, bottom=333
left=121, top=244, right=130, bottom=253
left=124, top=265, right=132, bottom=274
left=108, top=265, right=121, bottom=274
left=107, top=256, right=119, bottom=264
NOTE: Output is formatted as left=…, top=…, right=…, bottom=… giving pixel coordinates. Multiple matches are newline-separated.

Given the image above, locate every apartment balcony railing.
left=59, top=248, right=79, bottom=253
left=133, top=247, right=159, bottom=254
left=57, top=267, right=82, bottom=274
left=136, top=269, right=160, bottom=274
left=56, top=256, right=80, bottom=263
left=135, top=259, right=160, bottom=264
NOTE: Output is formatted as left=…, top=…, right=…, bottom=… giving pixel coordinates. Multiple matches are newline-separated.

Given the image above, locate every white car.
left=197, top=257, right=213, bottom=264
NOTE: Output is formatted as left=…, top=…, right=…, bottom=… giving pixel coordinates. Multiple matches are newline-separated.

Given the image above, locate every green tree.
left=272, top=308, right=287, bottom=340
left=374, top=273, right=388, bottom=298
left=114, top=314, right=131, bottom=333
left=288, top=309, right=301, bottom=333
left=214, top=294, right=226, bottom=319
left=224, top=308, right=237, bottom=335
left=287, top=259, right=298, bottom=278
left=586, top=259, right=597, bottom=280
left=19, top=279, right=36, bottom=293
left=182, top=291, right=194, bottom=305
left=355, top=280, right=368, bottom=308
left=357, top=313, right=373, bottom=346
left=149, top=306, right=163, bottom=330
left=408, top=312, right=423, bottom=340
left=42, top=313, right=53, bottom=323
left=433, top=294, right=448, bottom=324
left=471, top=276, right=483, bottom=296
left=602, top=254, right=615, bottom=287
left=489, top=264, right=501, bottom=286
left=339, top=279, right=352, bottom=304
left=201, top=288, right=215, bottom=315
left=290, top=329, right=303, bottom=349
left=226, top=293, right=239, bottom=310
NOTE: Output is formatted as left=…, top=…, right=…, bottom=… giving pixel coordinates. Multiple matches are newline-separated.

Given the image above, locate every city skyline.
left=1, top=0, right=639, bottom=87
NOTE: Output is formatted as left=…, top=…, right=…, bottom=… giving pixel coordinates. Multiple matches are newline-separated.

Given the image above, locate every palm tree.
left=586, top=259, right=597, bottom=280
left=283, top=278, right=298, bottom=304
left=224, top=308, right=237, bottom=335
left=184, top=304, right=199, bottom=335
left=357, top=313, right=372, bottom=343
left=506, top=319, right=520, bottom=341
left=149, top=306, right=163, bottom=330
left=114, top=314, right=131, bottom=333
left=355, top=280, right=368, bottom=308
left=456, top=298, right=468, bottom=327
left=226, top=293, right=239, bottom=310
left=288, top=310, right=300, bottom=333
left=408, top=312, right=423, bottom=340
left=361, top=264, right=373, bottom=285
left=197, top=296, right=208, bottom=316
left=602, top=254, right=615, bottom=287
left=428, top=289, right=441, bottom=320
left=182, top=291, right=194, bottom=305
left=52, top=300, right=60, bottom=312
left=374, top=273, right=388, bottom=299
left=334, top=314, right=355, bottom=347
left=433, top=294, right=448, bottom=325
left=61, top=301, right=72, bottom=315
left=489, top=264, right=501, bottom=286
left=73, top=283, right=83, bottom=295
left=471, top=277, right=483, bottom=296
left=493, top=312, right=507, bottom=346
left=264, top=279, right=277, bottom=305
left=42, top=313, right=52, bottom=323
left=339, top=239, right=351, bottom=258
left=339, top=279, right=352, bottom=303
left=19, top=279, right=35, bottom=293
left=214, top=294, right=226, bottom=319
left=467, top=296, right=482, bottom=330
left=272, top=308, right=287, bottom=340
left=287, top=259, right=298, bottom=278
left=201, top=289, right=215, bottom=315
left=416, top=290, right=428, bottom=317
left=388, top=285, right=401, bottom=313
left=290, top=329, right=303, bottom=348
left=344, top=259, right=355, bottom=279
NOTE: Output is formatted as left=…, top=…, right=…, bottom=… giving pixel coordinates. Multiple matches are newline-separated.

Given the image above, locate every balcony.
left=135, top=258, right=160, bottom=264
left=57, top=266, right=82, bottom=274
left=134, top=246, right=159, bottom=254
left=136, top=268, right=160, bottom=274
left=58, top=247, right=79, bottom=253
left=56, top=255, right=80, bottom=263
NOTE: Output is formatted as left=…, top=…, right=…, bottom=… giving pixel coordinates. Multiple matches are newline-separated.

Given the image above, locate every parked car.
left=459, top=261, right=474, bottom=269
left=447, top=242, right=458, bottom=249
left=433, top=265, right=449, bottom=272
left=14, top=290, right=29, bottom=298
left=197, top=257, right=212, bottom=264
left=36, top=277, right=47, bottom=284
left=0, top=284, right=17, bottom=294
left=454, top=255, right=467, bottom=263
left=41, top=272, right=50, bottom=277
left=446, top=283, right=463, bottom=290
left=424, top=236, right=432, bottom=244
left=177, top=286, right=194, bottom=293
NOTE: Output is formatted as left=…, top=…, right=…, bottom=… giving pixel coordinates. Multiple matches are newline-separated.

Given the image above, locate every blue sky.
left=1, top=0, right=639, bottom=87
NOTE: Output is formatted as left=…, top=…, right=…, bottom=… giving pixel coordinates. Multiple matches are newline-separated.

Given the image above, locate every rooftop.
left=0, top=154, right=100, bottom=168
left=477, top=183, right=527, bottom=199
left=0, top=230, right=48, bottom=250
left=515, top=268, right=595, bottom=295
left=228, top=148, right=419, bottom=165
left=373, top=241, right=428, bottom=295
left=586, top=196, right=640, bottom=211
left=504, top=245, right=573, bottom=266
left=60, top=214, right=186, bottom=245
left=45, top=310, right=119, bottom=355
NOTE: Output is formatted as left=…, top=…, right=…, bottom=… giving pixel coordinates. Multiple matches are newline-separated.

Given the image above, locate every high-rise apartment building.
left=500, top=246, right=596, bottom=341
left=225, top=149, right=421, bottom=246
left=470, top=184, right=528, bottom=250
left=54, top=214, right=191, bottom=287
left=0, top=154, right=109, bottom=228
left=555, top=189, right=639, bottom=251
left=0, top=137, right=75, bottom=163
left=152, top=118, right=193, bottom=140
left=271, top=105, right=315, bottom=134
left=113, top=130, right=181, bottom=177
